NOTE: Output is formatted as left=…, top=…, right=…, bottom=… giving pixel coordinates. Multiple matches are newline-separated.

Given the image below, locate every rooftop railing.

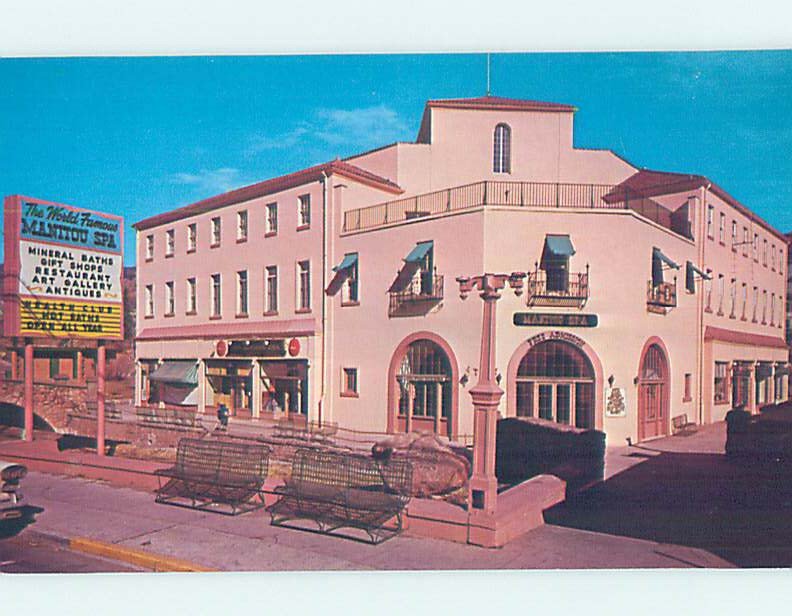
left=342, top=180, right=692, bottom=239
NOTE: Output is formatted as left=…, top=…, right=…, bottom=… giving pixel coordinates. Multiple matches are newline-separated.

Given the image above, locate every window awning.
left=404, top=240, right=434, bottom=263
left=685, top=260, right=711, bottom=293
left=325, top=252, right=358, bottom=296
left=652, top=247, right=680, bottom=286
left=388, top=241, right=433, bottom=293
left=542, top=234, right=576, bottom=259
left=149, top=360, right=198, bottom=386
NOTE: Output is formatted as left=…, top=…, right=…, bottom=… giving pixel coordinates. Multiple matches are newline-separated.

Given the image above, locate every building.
left=133, top=95, right=789, bottom=444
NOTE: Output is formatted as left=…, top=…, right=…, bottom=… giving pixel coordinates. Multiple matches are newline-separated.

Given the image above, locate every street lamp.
left=456, top=271, right=525, bottom=514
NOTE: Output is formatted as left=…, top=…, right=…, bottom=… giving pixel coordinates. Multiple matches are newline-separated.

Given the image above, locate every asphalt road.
left=0, top=530, right=139, bottom=573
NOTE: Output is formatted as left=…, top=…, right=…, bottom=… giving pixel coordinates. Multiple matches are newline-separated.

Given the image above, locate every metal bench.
left=155, top=438, right=271, bottom=515
left=672, top=413, right=697, bottom=435
left=268, top=448, right=413, bottom=544
left=136, top=406, right=204, bottom=431
left=70, top=400, right=122, bottom=421
left=273, top=420, right=339, bottom=444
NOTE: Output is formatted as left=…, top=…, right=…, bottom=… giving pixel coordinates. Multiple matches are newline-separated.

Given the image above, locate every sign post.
left=24, top=341, right=33, bottom=441
left=97, top=341, right=106, bottom=456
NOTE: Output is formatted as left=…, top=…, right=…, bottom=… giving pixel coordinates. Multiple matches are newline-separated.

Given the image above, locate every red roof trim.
left=426, top=95, right=576, bottom=113
left=704, top=326, right=788, bottom=350
left=133, top=160, right=402, bottom=231
left=136, top=318, right=317, bottom=341
left=608, top=169, right=787, bottom=243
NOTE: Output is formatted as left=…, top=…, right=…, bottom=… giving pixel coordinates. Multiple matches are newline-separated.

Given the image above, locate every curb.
left=68, top=537, right=217, bottom=572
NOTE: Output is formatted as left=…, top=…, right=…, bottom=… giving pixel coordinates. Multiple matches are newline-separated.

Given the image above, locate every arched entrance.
left=512, top=339, right=596, bottom=428
left=387, top=333, right=458, bottom=438
left=637, top=340, right=670, bottom=441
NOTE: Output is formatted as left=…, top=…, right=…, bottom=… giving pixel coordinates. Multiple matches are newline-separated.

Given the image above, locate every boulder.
left=374, top=432, right=471, bottom=497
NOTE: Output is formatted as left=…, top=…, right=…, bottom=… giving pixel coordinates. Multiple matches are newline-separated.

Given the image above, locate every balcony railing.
left=342, top=180, right=692, bottom=239
left=388, top=274, right=444, bottom=318
left=525, top=270, right=589, bottom=308
left=646, top=280, right=677, bottom=309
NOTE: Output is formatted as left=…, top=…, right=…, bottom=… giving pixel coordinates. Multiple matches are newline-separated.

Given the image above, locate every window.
left=684, top=373, right=692, bottom=402
left=741, top=283, right=747, bottom=319
left=706, top=206, right=714, bottom=239
left=266, top=203, right=278, bottom=235
left=493, top=123, right=511, bottom=174
left=265, top=266, right=278, bottom=314
left=211, top=273, right=221, bottom=318
left=763, top=239, right=768, bottom=266
left=237, top=270, right=248, bottom=316
left=211, top=217, right=221, bottom=247
left=753, top=286, right=759, bottom=322
left=729, top=278, right=736, bottom=318
left=772, top=244, right=777, bottom=271
left=742, top=227, right=749, bottom=256
left=145, top=284, right=154, bottom=317
left=165, top=281, right=175, bottom=316
left=145, top=234, right=154, bottom=260
left=344, top=257, right=359, bottom=304
left=714, top=362, right=728, bottom=404
left=186, top=278, right=196, bottom=314
left=298, top=194, right=311, bottom=228
left=237, top=210, right=248, bottom=242
left=705, top=269, right=713, bottom=311
left=187, top=223, right=197, bottom=252
left=753, top=232, right=759, bottom=261
left=762, top=289, right=768, bottom=323
left=719, top=213, right=725, bottom=244
left=342, top=367, right=359, bottom=397
left=297, top=260, right=311, bottom=311
left=779, top=248, right=784, bottom=276
left=166, top=229, right=175, bottom=256
left=515, top=340, right=595, bottom=428
left=731, top=220, right=737, bottom=250
left=770, top=293, right=776, bottom=325
left=717, top=274, right=724, bottom=314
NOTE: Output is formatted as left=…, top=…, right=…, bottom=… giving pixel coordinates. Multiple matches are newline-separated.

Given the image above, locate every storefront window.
left=714, top=362, right=728, bottom=404
left=515, top=340, right=595, bottom=428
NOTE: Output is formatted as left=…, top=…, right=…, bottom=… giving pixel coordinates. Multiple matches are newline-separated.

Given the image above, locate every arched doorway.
left=637, top=341, right=670, bottom=441
left=513, top=339, right=596, bottom=428
left=387, top=334, right=458, bottom=438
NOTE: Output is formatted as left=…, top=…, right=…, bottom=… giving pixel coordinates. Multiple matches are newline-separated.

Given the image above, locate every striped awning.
left=149, top=360, right=198, bottom=386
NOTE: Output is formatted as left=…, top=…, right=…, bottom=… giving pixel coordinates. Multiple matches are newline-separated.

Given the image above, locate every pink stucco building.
left=133, top=96, right=789, bottom=445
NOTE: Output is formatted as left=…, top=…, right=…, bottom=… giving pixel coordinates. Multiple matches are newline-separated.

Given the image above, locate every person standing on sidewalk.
left=216, top=403, right=230, bottom=432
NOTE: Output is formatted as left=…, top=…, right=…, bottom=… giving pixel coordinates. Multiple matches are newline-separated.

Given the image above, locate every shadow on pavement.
left=0, top=505, right=44, bottom=540
left=544, top=449, right=792, bottom=567
left=57, top=434, right=129, bottom=456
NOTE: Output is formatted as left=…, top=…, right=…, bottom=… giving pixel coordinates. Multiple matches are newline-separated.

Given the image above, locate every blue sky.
left=1, top=51, right=791, bottom=265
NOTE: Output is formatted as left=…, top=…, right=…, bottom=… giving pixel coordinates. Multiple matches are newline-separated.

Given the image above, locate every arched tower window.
left=493, top=123, right=511, bottom=173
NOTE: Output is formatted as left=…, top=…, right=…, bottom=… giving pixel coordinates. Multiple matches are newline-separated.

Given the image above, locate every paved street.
left=0, top=531, right=139, bottom=573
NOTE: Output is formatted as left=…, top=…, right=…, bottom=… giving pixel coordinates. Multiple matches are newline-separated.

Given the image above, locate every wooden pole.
left=23, top=342, right=33, bottom=442
left=97, top=342, right=106, bottom=456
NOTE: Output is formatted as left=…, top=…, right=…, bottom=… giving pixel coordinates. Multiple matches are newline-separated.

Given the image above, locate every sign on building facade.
left=3, top=195, right=124, bottom=340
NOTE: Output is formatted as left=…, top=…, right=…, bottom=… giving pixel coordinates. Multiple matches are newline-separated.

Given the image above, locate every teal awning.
left=653, top=247, right=679, bottom=270
left=543, top=234, right=576, bottom=258
left=326, top=253, right=358, bottom=296
left=404, top=240, right=433, bottom=263
left=685, top=261, right=711, bottom=293
left=332, top=252, right=358, bottom=272
left=149, top=360, right=198, bottom=386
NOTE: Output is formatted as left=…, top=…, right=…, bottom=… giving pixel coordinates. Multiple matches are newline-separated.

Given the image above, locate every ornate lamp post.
left=456, top=271, right=526, bottom=514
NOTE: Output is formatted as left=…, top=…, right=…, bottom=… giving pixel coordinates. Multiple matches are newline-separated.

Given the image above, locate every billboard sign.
left=3, top=195, right=124, bottom=340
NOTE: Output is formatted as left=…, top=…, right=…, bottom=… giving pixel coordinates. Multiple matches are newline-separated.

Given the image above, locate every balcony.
left=388, top=274, right=444, bottom=318
left=525, top=270, right=589, bottom=308
left=646, top=280, right=677, bottom=310
left=342, top=180, right=693, bottom=240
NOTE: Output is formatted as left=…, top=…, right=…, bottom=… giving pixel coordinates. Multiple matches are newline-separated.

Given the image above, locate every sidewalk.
left=0, top=422, right=737, bottom=571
